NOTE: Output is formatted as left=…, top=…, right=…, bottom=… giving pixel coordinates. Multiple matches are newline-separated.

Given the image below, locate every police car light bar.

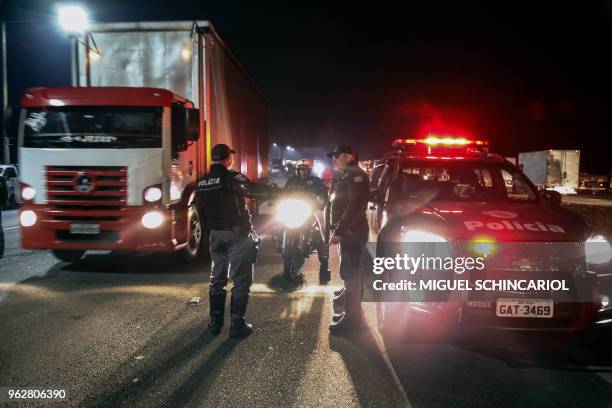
left=393, top=137, right=489, bottom=147
left=393, top=136, right=490, bottom=158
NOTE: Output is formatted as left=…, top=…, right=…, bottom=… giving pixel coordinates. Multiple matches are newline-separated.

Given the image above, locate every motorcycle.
left=274, top=192, right=327, bottom=281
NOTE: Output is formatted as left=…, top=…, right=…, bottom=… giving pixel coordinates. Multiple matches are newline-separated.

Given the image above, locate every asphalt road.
left=1, top=213, right=612, bottom=407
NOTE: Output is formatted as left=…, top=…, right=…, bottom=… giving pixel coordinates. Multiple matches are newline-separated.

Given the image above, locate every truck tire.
left=52, top=249, right=85, bottom=262
left=178, top=204, right=203, bottom=262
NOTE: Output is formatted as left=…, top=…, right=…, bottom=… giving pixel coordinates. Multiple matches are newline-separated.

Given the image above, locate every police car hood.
left=426, top=201, right=588, bottom=242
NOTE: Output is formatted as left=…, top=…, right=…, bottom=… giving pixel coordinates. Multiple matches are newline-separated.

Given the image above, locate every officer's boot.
left=333, top=287, right=345, bottom=306
left=329, top=290, right=366, bottom=335
left=332, top=312, right=345, bottom=323
left=208, top=290, right=226, bottom=335
left=229, top=294, right=253, bottom=338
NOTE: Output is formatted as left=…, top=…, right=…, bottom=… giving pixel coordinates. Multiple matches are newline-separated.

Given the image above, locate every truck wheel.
left=178, top=205, right=202, bottom=261
left=52, top=249, right=86, bottom=262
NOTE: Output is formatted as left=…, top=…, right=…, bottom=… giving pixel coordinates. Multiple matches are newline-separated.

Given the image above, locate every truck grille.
left=46, top=166, right=127, bottom=244
left=46, top=166, right=127, bottom=209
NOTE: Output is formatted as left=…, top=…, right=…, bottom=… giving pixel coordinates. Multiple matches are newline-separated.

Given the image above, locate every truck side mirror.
left=186, top=108, right=200, bottom=142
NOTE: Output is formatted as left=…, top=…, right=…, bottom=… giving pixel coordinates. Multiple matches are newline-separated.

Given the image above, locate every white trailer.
left=518, top=150, right=580, bottom=194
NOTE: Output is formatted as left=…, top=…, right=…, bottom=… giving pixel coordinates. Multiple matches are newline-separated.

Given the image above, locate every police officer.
left=284, top=159, right=331, bottom=283
left=195, top=144, right=260, bottom=338
left=326, top=145, right=370, bottom=334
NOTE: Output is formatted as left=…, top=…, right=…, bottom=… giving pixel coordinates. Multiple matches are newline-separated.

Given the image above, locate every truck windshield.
left=399, top=162, right=538, bottom=202
left=22, top=106, right=163, bottom=148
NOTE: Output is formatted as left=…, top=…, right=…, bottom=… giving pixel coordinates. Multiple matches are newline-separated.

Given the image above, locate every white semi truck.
left=18, top=21, right=269, bottom=261
left=518, top=150, right=580, bottom=194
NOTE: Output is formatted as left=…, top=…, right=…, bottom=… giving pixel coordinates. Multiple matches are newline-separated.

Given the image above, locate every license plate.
left=69, top=224, right=100, bottom=235
left=496, top=298, right=554, bottom=318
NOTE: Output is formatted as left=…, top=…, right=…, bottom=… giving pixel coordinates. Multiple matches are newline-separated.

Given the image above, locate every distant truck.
left=577, top=173, right=610, bottom=196
left=518, top=150, right=580, bottom=194
left=18, top=21, right=269, bottom=262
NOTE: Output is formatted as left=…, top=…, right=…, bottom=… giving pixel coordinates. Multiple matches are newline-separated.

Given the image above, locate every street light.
left=57, top=5, right=90, bottom=86
left=57, top=5, right=89, bottom=33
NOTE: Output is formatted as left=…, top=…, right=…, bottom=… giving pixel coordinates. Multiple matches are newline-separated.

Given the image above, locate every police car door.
left=368, top=161, right=392, bottom=240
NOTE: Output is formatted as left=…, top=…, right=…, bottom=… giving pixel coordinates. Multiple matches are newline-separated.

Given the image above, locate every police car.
left=368, top=136, right=612, bottom=340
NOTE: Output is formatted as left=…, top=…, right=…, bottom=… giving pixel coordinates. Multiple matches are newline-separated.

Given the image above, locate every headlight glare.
left=144, top=186, right=162, bottom=203
left=276, top=199, right=312, bottom=229
left=20, top=210, right=37, bottom=227
left=141, top=211, right=164, bottom=229
left=402, top=230, right=447, bottom=242
left=22, top=186, right=36, bottom=201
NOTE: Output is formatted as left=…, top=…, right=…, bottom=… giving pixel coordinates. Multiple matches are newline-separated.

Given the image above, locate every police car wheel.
left=52, top=249, right=86, bottom=262
left=180, top=205, right=202, bottom=260
left=377, top=301, right=414, bottom=340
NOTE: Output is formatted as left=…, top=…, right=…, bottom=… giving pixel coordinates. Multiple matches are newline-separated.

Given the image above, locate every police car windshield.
left=22, top=106, right=162, bottom=149
left=399, top=162, right=537, bottom=202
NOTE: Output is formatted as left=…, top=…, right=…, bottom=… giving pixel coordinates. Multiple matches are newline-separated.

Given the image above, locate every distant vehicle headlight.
left=276, top=198, right=312, bottom=229
left=22, top=186, right=36, bottom=201
left=144, top=186, right=162, bottom=203
left=586, top=234, right=612, bottom=265
left=402, top=230, right=447, bottom=242
left=20, top=210, right=37, bottom=227
left=141, top=211, right=164, bottom=229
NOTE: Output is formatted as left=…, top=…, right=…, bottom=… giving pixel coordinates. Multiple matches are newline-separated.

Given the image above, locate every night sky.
left=2, top=0, right=612, bottom=172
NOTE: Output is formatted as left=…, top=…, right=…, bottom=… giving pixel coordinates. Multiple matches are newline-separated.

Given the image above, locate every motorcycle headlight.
left=276, top=198, right=312, bottom=229
left=586, top=234, right=612, bottom=265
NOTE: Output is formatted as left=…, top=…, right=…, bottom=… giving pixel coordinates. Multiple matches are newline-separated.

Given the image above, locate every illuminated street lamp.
left=57, top=5, right=91, bottom=86
left=57, top=5, right=89, bottom=33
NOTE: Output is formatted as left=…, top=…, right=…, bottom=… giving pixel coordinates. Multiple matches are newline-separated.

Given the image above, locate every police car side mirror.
left=543, top=190, right=561, bottom=206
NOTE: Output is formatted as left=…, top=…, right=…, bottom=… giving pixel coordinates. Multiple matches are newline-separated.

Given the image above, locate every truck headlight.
left=586, top=234, right=612, bottom=265
left=20, top=210, right=37, bottom=227
left=141, top=211, right=164, bottom=229
left=22, top=186, right=36, bottom=201
left=276, top=198, right=312, bottom=229
left=144, top=186, right=162, bottom=203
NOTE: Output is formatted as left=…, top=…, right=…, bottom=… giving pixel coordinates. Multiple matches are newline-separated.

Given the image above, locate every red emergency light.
left=393, top=135, right=489, bottom=158
left=393, top=136, right=488, bottom=148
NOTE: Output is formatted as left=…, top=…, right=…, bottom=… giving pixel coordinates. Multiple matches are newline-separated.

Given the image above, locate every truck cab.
left=19, top=87, right=203, bottom=261
left=368, top=136, right=612, bottom=339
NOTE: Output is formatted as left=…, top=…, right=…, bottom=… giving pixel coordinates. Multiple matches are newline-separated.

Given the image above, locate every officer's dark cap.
left=326, top=145, right=355, bottom=158
left=211, top=144, right=235, bottom=161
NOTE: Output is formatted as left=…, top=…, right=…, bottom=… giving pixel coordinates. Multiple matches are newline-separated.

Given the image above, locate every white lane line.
left=367, top=309, right=412, bottom=407
left=3, top=226, right=20, bottom=231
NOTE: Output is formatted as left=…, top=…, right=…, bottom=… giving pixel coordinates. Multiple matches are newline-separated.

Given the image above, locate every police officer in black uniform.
left=284, top=159, right=331, bottom=283
left=326, top=145, right=370, bottom=334
left=195, top=144, right=260, bottom=338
